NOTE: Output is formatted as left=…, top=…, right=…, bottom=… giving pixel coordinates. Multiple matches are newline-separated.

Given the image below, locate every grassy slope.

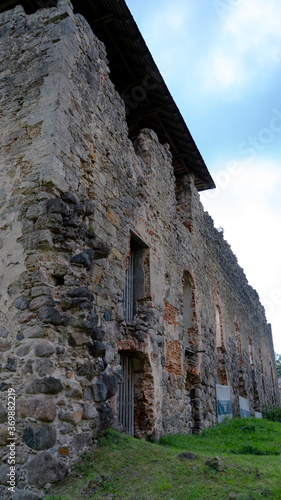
left=48, top=419, right=281, bottom=500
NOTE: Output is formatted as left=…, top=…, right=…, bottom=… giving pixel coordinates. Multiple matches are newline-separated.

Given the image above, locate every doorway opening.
left=118, top=352, right=134, bottom=436
left=118, top=350, right=154, bottom=439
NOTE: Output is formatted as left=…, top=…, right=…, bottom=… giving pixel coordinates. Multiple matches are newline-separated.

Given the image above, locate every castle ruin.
left=0, top=0, right=279, bottom=494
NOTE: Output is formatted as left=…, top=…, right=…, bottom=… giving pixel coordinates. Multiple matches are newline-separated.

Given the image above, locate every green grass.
left=47, top=418, right=281, bottom=500
left=160, top=418, right=281, bottom=456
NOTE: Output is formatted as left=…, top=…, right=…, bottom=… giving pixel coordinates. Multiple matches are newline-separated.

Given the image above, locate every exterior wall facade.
left=0, top=1, right=279, bottom=492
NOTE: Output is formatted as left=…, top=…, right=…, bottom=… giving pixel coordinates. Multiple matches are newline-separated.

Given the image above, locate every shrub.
left=263, top=405, right=281, bottom=423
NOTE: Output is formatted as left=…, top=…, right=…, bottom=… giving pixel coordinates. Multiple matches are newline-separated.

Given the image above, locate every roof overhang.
left=0, top=0, right=216, bottom=191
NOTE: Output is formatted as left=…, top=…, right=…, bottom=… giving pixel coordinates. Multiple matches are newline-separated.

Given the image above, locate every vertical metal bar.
left=124, top=248, right=135, bottom=323
left=127, top=356, right=129, bottom=433
left=125, top=268, right=128, bottom=323
left=126, top=262, right=129, bottom=323
left=128, top=357, right=131, bottom=435
left=130, top=358, right=133, bottom=436
left=123, top=354, right=126, bottom=431
left=123, top=354, right=126, bottom=432
left=118, top=352, right=122, bottom=430
left=128, top=257, right=130, bottom=320
left=129, top=357, right=132, bottom=436
left=130, top=250, right=134, bottom=321
left=125, top=355, right=128, bottom=433
left=126, top=269, right=129, bottom=323
left=118, top=379, right=121, bottom=428
left=118, top=354, right=135, bottom=436
left=127, top=259, right=129, bottom=323
left=122, top=353, right=124, bottom=430
left=131, top=360, right=134, bottom=437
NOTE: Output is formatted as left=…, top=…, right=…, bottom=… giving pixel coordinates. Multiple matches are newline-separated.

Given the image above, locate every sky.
left=126, top=0, right=281, bottom=354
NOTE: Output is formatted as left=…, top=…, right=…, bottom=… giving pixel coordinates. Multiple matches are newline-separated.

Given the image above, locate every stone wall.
left=0, top=1, right=279, bottom=495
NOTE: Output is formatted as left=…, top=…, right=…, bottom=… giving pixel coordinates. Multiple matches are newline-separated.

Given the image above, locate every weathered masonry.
left=0, top=0, right=279, bottom=493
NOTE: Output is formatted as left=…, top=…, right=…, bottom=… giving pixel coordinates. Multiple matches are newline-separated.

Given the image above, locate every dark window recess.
left=123, top=234, right=149, bottom=323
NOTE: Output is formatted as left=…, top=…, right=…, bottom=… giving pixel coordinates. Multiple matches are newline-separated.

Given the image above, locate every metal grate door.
left=118, top=353, right=134, bottom=436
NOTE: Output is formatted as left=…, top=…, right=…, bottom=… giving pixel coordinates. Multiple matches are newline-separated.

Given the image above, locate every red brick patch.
left=164, top=300, right=179, bottom=325
left=166, top=339, right=182, bottom=377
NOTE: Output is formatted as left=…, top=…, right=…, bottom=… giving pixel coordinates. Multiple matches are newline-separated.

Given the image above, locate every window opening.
left=123, top=233, right=149, bottom=322
left=124, top=249, right=134, bottom=323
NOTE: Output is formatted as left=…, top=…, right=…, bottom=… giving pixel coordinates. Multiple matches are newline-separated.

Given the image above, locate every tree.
left=275, top=352, right=281, bottom=378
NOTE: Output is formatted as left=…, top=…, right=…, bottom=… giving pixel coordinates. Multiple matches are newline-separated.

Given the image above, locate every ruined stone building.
left=0, top=0, right=279, bottom=492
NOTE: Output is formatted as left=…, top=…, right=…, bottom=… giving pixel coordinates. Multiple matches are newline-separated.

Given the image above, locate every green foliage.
left=48, top=421, right=281, bottom=500
left=47, top=497, right=65, bottom=500
left=159, top=417, right=281, bottom=456
left=99, top=428, right=132, bottom=447
left=263, top=404, right=281, bottom=423
left=275, top=352, right=281, bottom=377
left=72, top=452, right=93, bottom=475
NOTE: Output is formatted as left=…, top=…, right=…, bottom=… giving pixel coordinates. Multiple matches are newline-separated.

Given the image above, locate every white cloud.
left=141, top=0, right=190, bottom=36
left=201, top=0, right=281, bottom=93
left=201, top=159, right=281, bottom=352
left=135, top=1, right=192, bottom=83
left=211, top=53, right=243, bottom=89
